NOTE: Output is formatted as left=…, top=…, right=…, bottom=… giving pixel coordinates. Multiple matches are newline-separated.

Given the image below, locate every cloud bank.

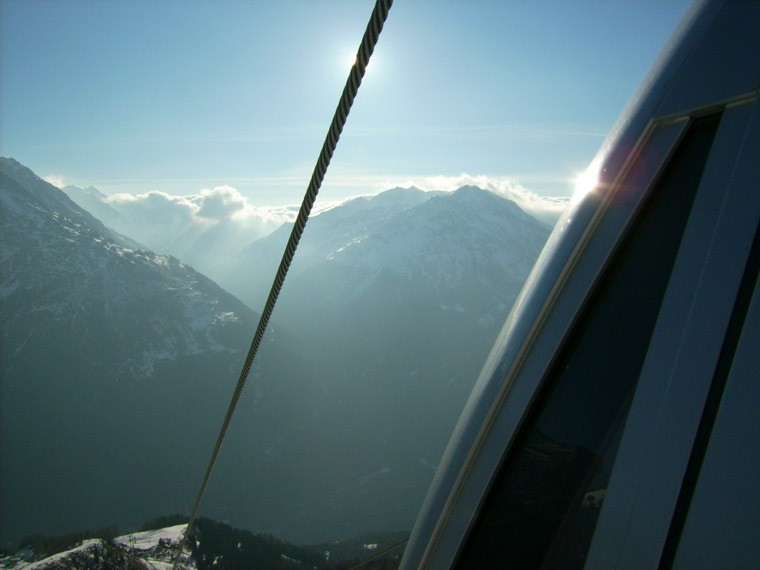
left=106, top=186, right=297, bottom=227
left=67, top=186, right=296, bottom=279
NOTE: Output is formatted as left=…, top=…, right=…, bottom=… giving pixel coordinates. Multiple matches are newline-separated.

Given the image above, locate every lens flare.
left=572, top=158, right=602, bottom=204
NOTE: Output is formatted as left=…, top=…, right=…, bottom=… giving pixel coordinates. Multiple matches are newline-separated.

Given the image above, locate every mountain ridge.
left=0, top=157, right=313, bottom=545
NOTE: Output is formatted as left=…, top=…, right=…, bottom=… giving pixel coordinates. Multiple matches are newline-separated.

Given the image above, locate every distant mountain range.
left=0, top=157, right=551, bottom=548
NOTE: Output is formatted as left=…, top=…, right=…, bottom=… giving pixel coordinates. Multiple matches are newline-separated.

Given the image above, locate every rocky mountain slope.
left=0, top=158, right=311, bottom=545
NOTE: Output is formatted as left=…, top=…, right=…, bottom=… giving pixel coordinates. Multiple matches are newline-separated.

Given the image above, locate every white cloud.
left=194, top=185, right=247, bottom=220
left=107, top=190, right=199, bottom=223
left=43, top=174, right=65, bottom=188
left=90, top=186, right=297, bottom=279
left=104, top=187, right=296, bottom=228
left=88, top=185, right=298, bottom=278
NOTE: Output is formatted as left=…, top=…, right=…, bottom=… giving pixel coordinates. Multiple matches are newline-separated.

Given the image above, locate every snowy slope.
left=0, top=526, right=190, bottom=570
left=310, top=185, right=549, bottom=307
left=60, top=185, right=122, bottom=233
left=1, top=158, right=253, bottom=380
left=113, top=524, right=187, bottom=551
left=216, top=186, right=437, bottom=308
left=0, top=539, right=160, bottom=570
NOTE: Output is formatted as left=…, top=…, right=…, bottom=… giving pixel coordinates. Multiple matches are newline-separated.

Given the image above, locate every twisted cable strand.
left=172, top=1, right=393, bottom=566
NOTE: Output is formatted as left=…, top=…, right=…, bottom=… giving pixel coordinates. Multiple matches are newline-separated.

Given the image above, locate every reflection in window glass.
left=454, top=115, right=721, bottom=570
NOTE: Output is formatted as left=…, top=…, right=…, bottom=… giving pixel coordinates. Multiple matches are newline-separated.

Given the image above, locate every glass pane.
left=454, top=115, right=721, bottom=570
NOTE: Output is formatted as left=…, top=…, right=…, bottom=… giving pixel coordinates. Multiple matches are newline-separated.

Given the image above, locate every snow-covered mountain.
left=2, top=159, right=255, bottom=380
left=304, top=185, right=548, bottom=305
left=60, top=184, right=121, bottom=231
left=0, top=525, right=188, bottom=570
left=241, top=184, right=552, bottom=541
left=245, top=183, right=550, bottom=336
left=213, top=186, right=440, bottom=308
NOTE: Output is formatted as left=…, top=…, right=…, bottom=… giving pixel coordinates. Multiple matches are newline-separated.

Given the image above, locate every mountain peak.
left=453, top=184, right=486, bottom=194
left=1, top=156, right=45, bottom=188
left=450, top=185, right=502, bottom=202
left=371, top=185, right=427, bottom=201
left=334, top=186, right=431, bottom=214
left=1, top=157, right=133, bottom=250
left=443, top=184, right=537, bottom=222
left=63, top=183, right=107, bottom=200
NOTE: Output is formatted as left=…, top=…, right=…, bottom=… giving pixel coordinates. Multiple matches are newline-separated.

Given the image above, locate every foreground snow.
left=0, top=525, right=193, bottom=570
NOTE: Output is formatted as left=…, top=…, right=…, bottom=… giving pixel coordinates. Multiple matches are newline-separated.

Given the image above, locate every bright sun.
left=572, top=158, right=602, bottom=203
left=343, top=52, right=374, bottom=73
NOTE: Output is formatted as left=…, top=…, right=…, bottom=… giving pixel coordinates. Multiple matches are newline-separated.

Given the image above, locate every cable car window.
left=453, top=114, right=721, bottom=570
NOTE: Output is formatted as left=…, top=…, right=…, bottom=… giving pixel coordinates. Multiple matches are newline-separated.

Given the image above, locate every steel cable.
left=173, top=0, right=393, bottom=566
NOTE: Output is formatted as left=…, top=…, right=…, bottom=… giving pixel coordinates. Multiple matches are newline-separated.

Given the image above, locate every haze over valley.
left=0, top=157, right=555, bottom=548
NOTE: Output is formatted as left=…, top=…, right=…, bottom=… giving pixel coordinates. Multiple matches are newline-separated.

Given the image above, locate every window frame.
left=407, top=115, right=690, bottom=570
left=452, top=111, right=725, bottom=570
left=583, top=96, right=760, bottom=570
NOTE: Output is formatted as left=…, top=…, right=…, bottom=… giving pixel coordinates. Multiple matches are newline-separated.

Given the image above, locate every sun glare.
left=342, top=52, right=374, bottom=74
left=572, top=158, right=602, bottom=204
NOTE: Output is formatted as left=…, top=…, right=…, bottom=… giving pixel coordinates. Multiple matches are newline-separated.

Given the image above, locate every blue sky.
left=1, top=0, right=690, bottom=207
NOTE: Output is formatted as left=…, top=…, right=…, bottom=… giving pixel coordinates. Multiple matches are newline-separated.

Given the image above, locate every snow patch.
left=214, top=311, right=238, bottom=323
left=21, top=539, right=103, bottom=569
left=114, top=524, right=187, bottom=551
